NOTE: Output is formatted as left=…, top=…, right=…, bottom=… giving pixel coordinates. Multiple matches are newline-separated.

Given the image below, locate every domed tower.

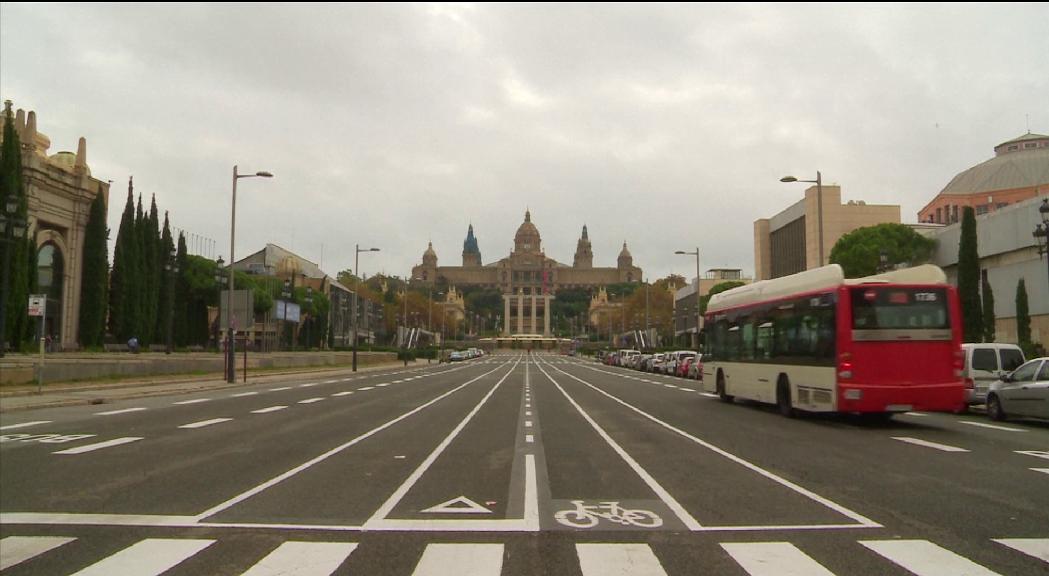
left=617, top=241, right=633, bottom=269
left=513, top=209, right=542, bottom=254
left=573, top=224, right=593, bottom=269
left=462, top=224, right=482, bottom=267
left=412, top=241, right=439, bottom=283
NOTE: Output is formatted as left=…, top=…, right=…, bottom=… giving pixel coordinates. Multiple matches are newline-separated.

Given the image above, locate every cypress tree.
left=982, top=275, right=995, bottom=343
left=173, top=232, right=189, bottom=346
left=140, top=194, right=160, bottom=346
left=957, top=206, right=982, bottom=343
left=1, top=101, right=30, bottom=349
left=78, top=186, right=109, bottom=347
left=155, top=212, right=174, bottom=345
left=132, top=194, right=145, bottom=341
left=1016, top=278, right=1032, bottom=356
left=109, top=180, right=139, bottom=341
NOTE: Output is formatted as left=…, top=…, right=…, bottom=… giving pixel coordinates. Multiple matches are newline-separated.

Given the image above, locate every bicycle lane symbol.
left=551, top=499, right=676, bottom=531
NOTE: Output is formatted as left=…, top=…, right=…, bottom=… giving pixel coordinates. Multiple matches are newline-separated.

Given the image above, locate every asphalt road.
left=1, top=352, right=1046, bottom=575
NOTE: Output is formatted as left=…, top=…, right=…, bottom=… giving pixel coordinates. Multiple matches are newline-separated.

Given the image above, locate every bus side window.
left=756, top=320, right=774, bottom=360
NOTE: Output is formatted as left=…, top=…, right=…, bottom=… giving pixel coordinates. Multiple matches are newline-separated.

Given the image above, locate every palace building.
left=412, top=210, right=642, bottom=337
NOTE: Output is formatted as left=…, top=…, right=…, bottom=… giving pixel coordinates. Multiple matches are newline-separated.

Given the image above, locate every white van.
left=962, top=343, right=1025, bottom=405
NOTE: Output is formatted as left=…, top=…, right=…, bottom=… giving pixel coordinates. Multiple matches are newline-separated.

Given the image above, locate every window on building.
left=1024, top=143, right=1037, bottom=149
left=936, top=208, right=942, bottom=223
left=976, top=205, right=989, bottom=215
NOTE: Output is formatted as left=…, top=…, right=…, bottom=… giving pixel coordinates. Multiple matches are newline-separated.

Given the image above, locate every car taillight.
left=953, top=349, right=964, bottom=378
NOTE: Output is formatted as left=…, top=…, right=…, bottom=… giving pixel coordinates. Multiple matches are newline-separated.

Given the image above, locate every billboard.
left=219, top=289, right=255, bottom=330
left=274, top=300, right=301, bottom=323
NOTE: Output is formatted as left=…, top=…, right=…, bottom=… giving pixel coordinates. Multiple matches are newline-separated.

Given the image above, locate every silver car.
left=987, top=357, right=1049, bottom=421
left=962, top=343, right=1025, bottom=405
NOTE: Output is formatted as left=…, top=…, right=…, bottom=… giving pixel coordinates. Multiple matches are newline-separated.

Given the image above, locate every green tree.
left=109, top=183, right=140, bottom=341
left=78, top=186, right=109, bottom=347
left=173, top=232, right=190, bottom=346
left=957, top=207, right=983, bottom=343
left=1, top=101, right=31, bottom=348
left=1016, top=278, right=1033, bottom=356
left=700, top=280, right=747, bottom=314
left=140, top=195, right=161, bottom=346
left=829, top=222, right=937, bottom=278
left=155, top=212, right=175, bottom=346
left=982, top=275, right=995, bottom=343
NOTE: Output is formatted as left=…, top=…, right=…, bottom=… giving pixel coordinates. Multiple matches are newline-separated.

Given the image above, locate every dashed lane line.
left=53, top=437, right=144, bottom=455
left=892, top=437, right=969, bottom=452
left=94, top=407, right=147, bottom=416
left=251, top=406, right=288, bottom=414
left=958, top=421, right=1027, bottom=432
left=0, top=421, right=52, bottom=431
left=179, top=418, right=233, bottom=429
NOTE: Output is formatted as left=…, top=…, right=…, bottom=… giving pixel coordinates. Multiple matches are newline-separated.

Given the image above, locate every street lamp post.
left=352, top=244, right=380, bottom=372
left=675, top=248, right=702, bottom=350
left=780, top=171, right=825, bottom=267
left=1034, top=197, right=1049, bottom=287
left=0, top=197, right=28, bottom=358
left=226, top=165, right=272, bottom=383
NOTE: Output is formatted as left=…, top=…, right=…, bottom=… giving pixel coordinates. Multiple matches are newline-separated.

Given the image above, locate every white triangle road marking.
left=421, top=496, right=492, bottom=514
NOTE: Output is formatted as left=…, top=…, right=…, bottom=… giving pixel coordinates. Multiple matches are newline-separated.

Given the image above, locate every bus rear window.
left=851, top=287, right=949, bottom=330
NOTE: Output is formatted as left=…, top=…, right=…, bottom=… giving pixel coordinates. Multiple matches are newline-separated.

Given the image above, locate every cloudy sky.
left=2, top=3, right=1047, bottom=282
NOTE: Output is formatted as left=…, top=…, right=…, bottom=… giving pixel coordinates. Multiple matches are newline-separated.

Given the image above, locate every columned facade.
left=502, top=293, right=554, bottom=337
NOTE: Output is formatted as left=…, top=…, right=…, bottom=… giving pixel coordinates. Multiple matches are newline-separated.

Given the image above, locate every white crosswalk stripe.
left=70, top=538, right=215, bottom=576
left=860, top=539, right=1003, bottom=576
left=411, top=543, right=504, bottom=575
left=0, top=536, right=76, bottom=570
left=240, top=541, right=358, bottom=576
left=577, top=543, right=667, bottom=576
left=721, top=542, right=835, bottom=576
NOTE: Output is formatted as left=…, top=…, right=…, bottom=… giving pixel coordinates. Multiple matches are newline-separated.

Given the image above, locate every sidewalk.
left=0, top=359, right=425, bottom=413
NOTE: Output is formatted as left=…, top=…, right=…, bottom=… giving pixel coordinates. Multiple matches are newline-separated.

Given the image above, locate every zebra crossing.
left=2, top=534, right=1045, bottom=575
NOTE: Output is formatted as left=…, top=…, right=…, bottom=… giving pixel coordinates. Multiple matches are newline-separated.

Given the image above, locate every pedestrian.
left=128, top=336, right=139, bottom=354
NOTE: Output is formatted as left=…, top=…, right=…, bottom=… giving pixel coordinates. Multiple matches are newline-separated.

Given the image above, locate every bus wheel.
left=777, top=378, right=794, bottom=418
left=717, top=372, right=733, bottom=403
left=987, top=394, right=1006, bottom=421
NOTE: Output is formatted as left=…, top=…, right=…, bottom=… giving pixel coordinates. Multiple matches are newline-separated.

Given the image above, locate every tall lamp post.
left=1034, top=198, right=1049, bottom=287
left=675, top=248, right=702, bottom=350
left=226, top=166, right=272, bottom=383
left=352, top=244, right=380, bottom=372
left=0, top=197, right=28, bottom=358
left=780, top=171, right=824, bottom=267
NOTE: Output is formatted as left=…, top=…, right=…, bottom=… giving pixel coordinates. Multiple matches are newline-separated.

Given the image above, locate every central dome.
left=514, top=209, right=541, bottom=253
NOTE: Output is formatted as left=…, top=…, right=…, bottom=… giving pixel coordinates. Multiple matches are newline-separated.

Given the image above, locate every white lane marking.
left=537, top=362, right=702, bottom=530
left=232, top=392, right=259, bottom=397
left=69, top=538, right=215, bottom=576
left=1032, top=468, right=1049, bottom=476
left=252, top=406, right=288, bottom=414
left=861, top=539, right=1002, bottom=576
left=178, top=418, right=233, bottom=429
left=377, top=383, right=391, bottom=387
left=421, top=496, right=491, bottom=514
left=173, top=399, right=211, bottom=405
left=0, top=420, right=52, bottom=431
left=195, top=363, right=510, bottom=522
left=332, top=391, right=355, bottom=397
left=680, top=388, right=696, bottom=392
left=526, top=435, right=534, bottom=443
left=323, top=380, right=340, bottom=384
left=366, top=361, right=520, bottom=526
left=1016, top=450, right=1049, bottom=460
left=892, top=437, right=969, bottom=452
left=412, top=543, right=503, bottom=576
left=525, top=421, right=533, bottom=428
left=298, top=398, right=325, bottom=404
left=525, top=411, right=532, bottom=416
left=903, top=412, right=929, bottom=417
left=700, top=392, right=719, bottom=398
left=240, top=541, right=358, bottom=576
left=577, top=543, right=667, bottom=576
left=358, top=386, right=375, bottom=391
left=721, top=542, right=835, bottom=576
left=53, top=437, right=143, bottom=455
left=993, top=538, right=1049, bottom=563
left=664, top=384, right=678, bottom=389
left=94, top=407, right=147, bottom=416
left=544, top=359, right=880, bottom=528
left=0, top=536, right=76, bottom=570
left=270, top=387, right=292, bottom=391
left=958, top=421, right=1027, bottom=432
left=299, top=383, right=318, bottom=388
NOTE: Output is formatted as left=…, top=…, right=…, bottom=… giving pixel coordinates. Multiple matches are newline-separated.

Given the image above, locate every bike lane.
left=539, top=357, right=878, bottom=531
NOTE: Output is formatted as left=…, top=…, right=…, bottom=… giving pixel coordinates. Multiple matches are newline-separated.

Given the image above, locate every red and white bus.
left=701, top=264, right=965, bottom=417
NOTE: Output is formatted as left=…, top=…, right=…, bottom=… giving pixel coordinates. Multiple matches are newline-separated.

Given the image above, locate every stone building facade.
left=2, top=102, right=111, bottom=348
left=412, top=210, right=642, bottom=336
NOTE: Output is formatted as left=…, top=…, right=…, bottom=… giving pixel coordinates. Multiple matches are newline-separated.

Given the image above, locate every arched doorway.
left=37, top=242, right=64, bottom=344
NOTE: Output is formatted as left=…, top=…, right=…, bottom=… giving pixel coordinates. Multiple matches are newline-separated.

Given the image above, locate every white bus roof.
left=706, top=264, right=947, bottom=314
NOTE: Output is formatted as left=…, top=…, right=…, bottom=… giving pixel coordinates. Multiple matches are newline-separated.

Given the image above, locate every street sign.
left=28, top=295, right=46, bottom=317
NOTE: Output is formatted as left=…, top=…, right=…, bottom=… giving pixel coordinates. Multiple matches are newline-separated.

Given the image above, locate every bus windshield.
left=851, top=287, right=949, bottom=330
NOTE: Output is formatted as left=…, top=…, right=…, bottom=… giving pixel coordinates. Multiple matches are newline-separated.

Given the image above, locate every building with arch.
left=2, top=103, right=110, bottom=349
left=411, top=210, right=642, bottom=336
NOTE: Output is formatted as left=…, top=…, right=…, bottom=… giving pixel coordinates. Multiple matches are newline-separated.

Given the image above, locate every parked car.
left=687, top=354, right=704, bottom=380
left=677, top=356, right=694, bottom=378
left=643, top=353, right=664, bottom=372
left=987, top=357, right=1049, bottom=421
left=666, top=351, right=696, bottom=377
left=962, top=343, right=1025, bottom=406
